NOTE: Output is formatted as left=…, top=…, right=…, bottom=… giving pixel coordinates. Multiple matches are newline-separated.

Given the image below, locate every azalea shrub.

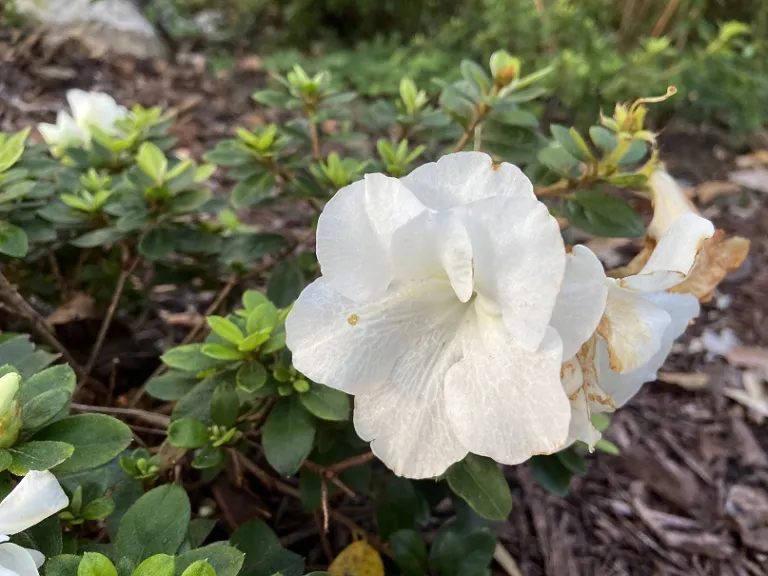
left=0, top=50, right=750, bottom=576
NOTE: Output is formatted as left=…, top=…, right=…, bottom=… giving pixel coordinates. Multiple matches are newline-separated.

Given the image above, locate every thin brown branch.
left=320, top=478, right=330, bottom=532
left=0, top=271, right=84, bottom=375
left=313, top=511, right=334, bottom=561
left=652, top=0, right=683, bottom=37
left=304, top=460, right=357, bottom=499
left=308, top=115, right=321, bottom=160
left=327, top=451, right=375, bottom=474
left=534, top=179, right=572, bottom=197
left=81, top=253, right=141, bottom=386
left=71, top=402, right=171, bottom=428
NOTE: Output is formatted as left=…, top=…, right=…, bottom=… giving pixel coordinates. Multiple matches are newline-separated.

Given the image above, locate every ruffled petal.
left=315, top=176, right=425, bottom=301
left=0, top=471, right=68, bottom=536
left=597, top=283, right=671, bottom=374
left=550, top=245, right=608, bottom=360
left=400, top=152, right=534, bottom=210
left=444, top=313, right=569, bottom=465
left=618, top=212, right=715, bottom=292
left=0, top=544, right=39, bottom=576
left=353, top=322, right=468, bottom=479
left=464, top=196, right=566, bottom=350
left=286, top=277, right=464, bottom=397
left=598, top=292, right=700, bottom=407
left=65, top=89, right=91, bottom=127
left=647, top=170, right=698, bottom=240
left=22, top=550, right=44, bottom=570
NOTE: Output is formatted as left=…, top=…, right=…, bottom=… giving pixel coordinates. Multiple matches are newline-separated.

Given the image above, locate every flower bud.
left=0, top=372, right=22, bottom=448
left=489, top=50, right=521, bottom=86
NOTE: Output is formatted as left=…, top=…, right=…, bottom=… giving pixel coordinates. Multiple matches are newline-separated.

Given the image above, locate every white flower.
left=0, top=471, right=69, bottom=576
left=38, top=89, right=127, bottom=150
left=286, top=152, right=607, bottom=478
left=559, top=170, right=716, bottom=446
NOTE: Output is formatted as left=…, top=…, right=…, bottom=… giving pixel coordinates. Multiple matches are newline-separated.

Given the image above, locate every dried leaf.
left=695, top=181, right=741, bottom=204
left=47, top=292, right=96, bottom=325
left=658, top=372, right=710, bottom=390
left=734, top=149, right=768, bottom=168
left=724, top=371, right=768, bottom=423
left=669, top=231, right=750, bottom=302
left=328, top=540, right=385, bottom=576
left=728, top=168, right=768, bottom=194
left=725, top=346, right=768, bottom=372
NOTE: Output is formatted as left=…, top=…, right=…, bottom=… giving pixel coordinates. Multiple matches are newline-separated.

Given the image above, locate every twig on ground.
left=313, top=511, right=334, bottom=561
left=0, top=271, right=84, bottom=374
left=494, top=543, right=524, bottom=576
left=81, top=252, right=141, bottom=387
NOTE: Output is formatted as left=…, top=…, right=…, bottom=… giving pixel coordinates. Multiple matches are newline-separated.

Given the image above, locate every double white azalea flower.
left=286, top=152, right=713, bottom=478
left=0, top=471, right=69, bottom=576
left=38, top=89, right=127, bottom=150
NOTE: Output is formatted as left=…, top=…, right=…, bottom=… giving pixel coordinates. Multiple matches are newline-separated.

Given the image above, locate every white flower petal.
left=315, top=176, right=425, bottom=301
left=66, top=90, right=91, bottom=127
left=0, top=471, right=68, bottom=535
left=550, top=245, right=608, bottom=360
left=437, top=214, right=474, bottom=303
left=400, top=152, right=534, bottom=210
left=464, top=196, right=566, bottom=350
left=22, top=550, right=43, bottom=570
left=353, top=322, right=468, bottom=479
left=598, top=292, right=700, bottom=407
left=445, top=314, right=569, bottom=465
left=0, top=544, right=39, bottom=576
left=597, top=283, right=671, bottom=374
left=619, top=213, right=715, bottom=292
left=286, top=277, right=463, bottom=397
left=647, top=170, right=698, bottom=240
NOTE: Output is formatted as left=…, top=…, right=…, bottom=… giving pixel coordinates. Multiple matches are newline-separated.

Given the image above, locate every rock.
left=11, top=0, right=167, bottom=59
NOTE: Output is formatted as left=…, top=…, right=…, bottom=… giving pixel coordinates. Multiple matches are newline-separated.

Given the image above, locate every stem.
left=71, top=402, right=170, bottom=428
left=534, top=179, right=572, bottom=197
left=307, top=110, right=321, bottom=160
left=0, top=271, right=84, bottom=375
left=327, top=451, right=375, bottom=473
left=81, top=253, right=141, bottom=387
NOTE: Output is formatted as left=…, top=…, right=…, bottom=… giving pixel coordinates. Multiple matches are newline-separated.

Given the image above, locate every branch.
left=71, top=402, right=171, bottom=428
left=327, top=451, right=375, bottom=474
left=0, top=271, right=84, bottom=376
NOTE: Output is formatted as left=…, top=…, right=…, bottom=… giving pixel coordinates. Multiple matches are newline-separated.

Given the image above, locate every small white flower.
left=38, top=89, right=127, bottom=150
left=286, top=152, right=607, bottom=478
left=558, top=170, right=716, bottom=446
left=0, top=470, right=68, bottom=576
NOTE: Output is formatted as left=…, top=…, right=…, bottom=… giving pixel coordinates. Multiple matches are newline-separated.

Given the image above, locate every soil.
left=1, top=26, right=768, bottom=576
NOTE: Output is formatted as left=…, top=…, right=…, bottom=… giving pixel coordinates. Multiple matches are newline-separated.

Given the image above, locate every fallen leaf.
left=695, top=181, right=741, bottom=204
left=47, top=292, right=96, bottom=325
left=723, top=371, right=768, bottom=423
left=728, top=168, right=768, bottom=194
left=658, top=372, right=710, bottom=390
left=735, top=149, right=768, bottom=168
left=328, top=540, right=385, bottom=576
left=725, top=346, right=768, bottom=373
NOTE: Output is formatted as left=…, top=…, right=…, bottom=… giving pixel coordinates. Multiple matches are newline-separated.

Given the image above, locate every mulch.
left=1, top=25, right=768, bottom=576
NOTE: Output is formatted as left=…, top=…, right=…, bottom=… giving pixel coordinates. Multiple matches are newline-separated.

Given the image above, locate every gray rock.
left=11, top=0, right=168, bottom=59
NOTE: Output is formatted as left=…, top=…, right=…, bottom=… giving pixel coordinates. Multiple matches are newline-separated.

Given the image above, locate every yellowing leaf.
left=328, top=541, right=384, bottom=576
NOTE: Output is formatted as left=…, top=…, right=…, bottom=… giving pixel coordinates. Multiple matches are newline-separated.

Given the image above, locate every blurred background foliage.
left=138, top=0, right=768, bottom=136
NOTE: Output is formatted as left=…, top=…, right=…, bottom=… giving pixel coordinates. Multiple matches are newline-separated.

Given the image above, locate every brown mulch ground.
left=2, top=26, right=768, bottom=576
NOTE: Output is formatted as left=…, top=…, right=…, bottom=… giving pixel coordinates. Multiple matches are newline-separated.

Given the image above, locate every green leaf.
left=299, top=385, right=349, bottom=422
left=231, top=520, right=304, bottom=576
left=266, top=261, right=304, bottom=308
left=71, top=227, right=125, bottom=248
left=550, top=125, right=593, bottom=161
left=132, top=555, right=175, bottom=576
left=146, top=372, right=196, bottom=401
left=556, top=447, right=589, bottom=475
left=231, top=173, right=275, bottom=208
left=390, top=530, right=429, bottom=576
left=172, top=373, right=225, bottom=422
left=191, top=444, right=225, bottom=469
left=530, top=454, right=573, bottom=497
left=8, top=441, right=74, bottom=474
left=242, top=290, right=269, bottom=310
left=46, top=555, right=82, bottom=576
left=32, top=414, right=132, bottom=475
left=20, top=365, right=75, bottom=406
left=246, top=304, right=278, bottom=335
left=262, top=396, right=316, bottom=476
left=220, top=233, right=286, bottom=266
left=0, top=450, right=11, bottom=472
left=618, top=139, right=648, bottom=165
left=201, top=343, right=245, bottom=361
left=429, top=527, right=496, bottom=576
left=176, top=547, right=244, bottom=576
left=185, top=519, right=217, bottom=549
left=168, top=189, right=211, bottom=213
left=82, top=497, right=115, bottom=521
left=537, top=145, right=579, bottom=175
left=211, top=383, right=239, bottom=428
left=0, top=221, right=28, bottom=258
left=564, top=190, right=644, bottom=238
left=136, top=142, right=168, bottom=183
left=236, top=362, right=267, bottom=393
left=14, top=514, right=62, bottom=557
left=0, top=128, right=29, bottom=172
left=21, top=389, right=71, bottom=431
left=168, top=418, right=210, bottom=449
left=589, top=126, right=618, bottom=152
left=376, top=478, right=430, bottom=540
left=446, top=454, right=512, bottom=520
left=178, top=561, right=213, bottom=576
left=161, top=344, right=224, bottom=372
left=207, top=316, right=244, bottom=345
left=78, top=553, right=117, bottom=576
left=139, top=228, right=176, bottom=261
left=115, top=485, right=191, bottom=570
